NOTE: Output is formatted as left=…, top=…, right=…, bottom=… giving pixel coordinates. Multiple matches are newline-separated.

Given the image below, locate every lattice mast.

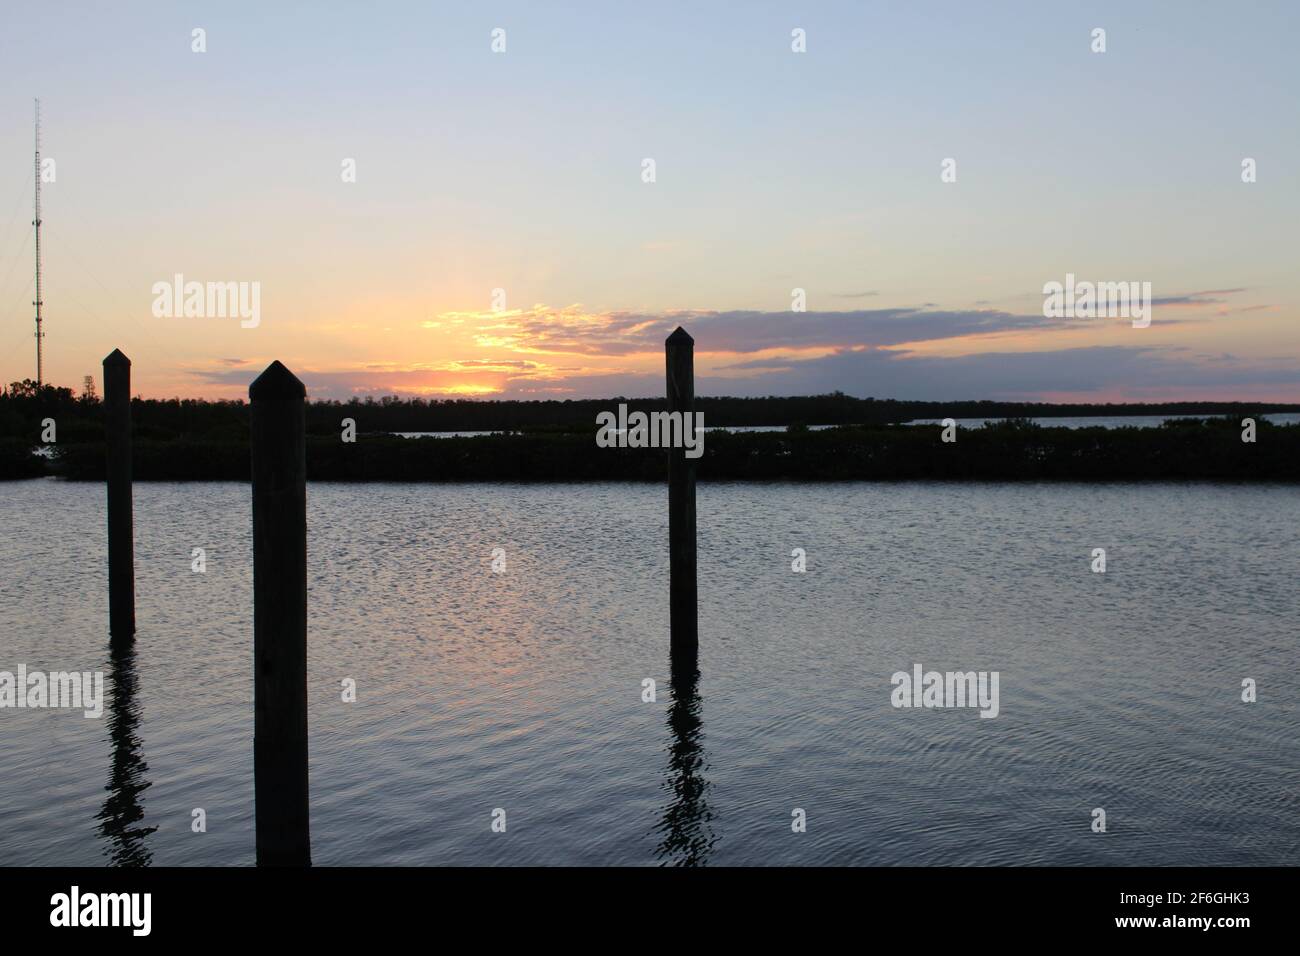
left=33, top=99, right=44, bottom=386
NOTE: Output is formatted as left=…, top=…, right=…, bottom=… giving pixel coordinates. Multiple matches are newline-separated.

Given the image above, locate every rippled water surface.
left=1, top=480, right=1296, bottom=866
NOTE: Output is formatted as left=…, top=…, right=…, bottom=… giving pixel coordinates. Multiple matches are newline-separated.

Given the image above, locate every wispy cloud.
left=458, top=305, right=1084, bottom=356
left=1151, top=288, right=1248, bottom=306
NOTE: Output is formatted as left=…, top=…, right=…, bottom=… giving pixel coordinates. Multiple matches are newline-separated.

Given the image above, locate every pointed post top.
left=103, top=349, right=131, bottom=368
left=249, top=360, right=306, bottom=401
left=666, top=326, right=693, bottom=346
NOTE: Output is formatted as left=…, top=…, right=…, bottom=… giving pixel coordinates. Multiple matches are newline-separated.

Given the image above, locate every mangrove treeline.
left=4, top=378, right=1297, bottom=440
left=3, top=380, right=1297, bottom=481
left=4, top=417, right=1296, bottom=483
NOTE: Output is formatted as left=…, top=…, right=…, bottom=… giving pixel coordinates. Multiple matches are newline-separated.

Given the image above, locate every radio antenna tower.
left=33, top=99, right=45, bottom=386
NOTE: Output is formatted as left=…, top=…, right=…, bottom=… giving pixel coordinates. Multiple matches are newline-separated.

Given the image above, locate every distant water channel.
left=393, top=413, right=1300, bottom=438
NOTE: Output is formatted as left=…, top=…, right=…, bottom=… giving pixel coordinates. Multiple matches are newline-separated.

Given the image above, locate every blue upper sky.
left=0, top=1, right=1297, bottom=400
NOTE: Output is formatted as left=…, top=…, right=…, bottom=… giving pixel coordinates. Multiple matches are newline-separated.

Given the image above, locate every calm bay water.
left=1, top=479, right=1296, bottom=866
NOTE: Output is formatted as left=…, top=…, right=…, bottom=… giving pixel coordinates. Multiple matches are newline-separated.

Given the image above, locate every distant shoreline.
left=9, top=417, right=1298, bottom=483
left=5, top=384, right=1299, bottom=482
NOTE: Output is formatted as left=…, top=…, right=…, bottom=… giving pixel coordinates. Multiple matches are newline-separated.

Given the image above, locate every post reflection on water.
left=653, top=648, right=717, bottom=866
left=96, top=644, right=157, bottom=866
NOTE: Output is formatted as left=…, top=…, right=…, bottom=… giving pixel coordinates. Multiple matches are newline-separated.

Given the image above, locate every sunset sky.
left=0, top=1, right=1297, bottom=402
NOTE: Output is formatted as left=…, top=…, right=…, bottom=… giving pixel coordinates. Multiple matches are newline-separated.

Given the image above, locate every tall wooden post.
left=103, top=349, right=134, bottom=642
left=666, top=327, right=698, bottom=654
left=250, top=360, right=311, bottom=866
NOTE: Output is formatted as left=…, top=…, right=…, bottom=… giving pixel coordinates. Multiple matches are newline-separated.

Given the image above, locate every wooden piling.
left=250, top=360, right=311, bottom=866
left=666, top=327, right=698, bottom=654
left=103, top=349, right=134, bottom=642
